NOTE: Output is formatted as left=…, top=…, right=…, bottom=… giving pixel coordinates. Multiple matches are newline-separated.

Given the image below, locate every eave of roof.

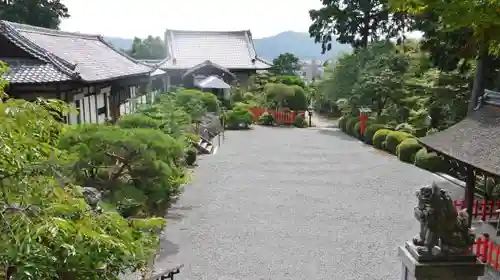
left=182, top=60, right=236, bottom=79
left=418, top=91, right=500, bottom=176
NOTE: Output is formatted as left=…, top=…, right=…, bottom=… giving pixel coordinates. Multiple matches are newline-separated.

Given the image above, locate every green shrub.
left=395, top=122, right=416, bottom=135
left=200, top=91, right=220, bottom=113
left=373, top=129, right=392, bottom=149
left=185, top=148, right=197, bottom=166
left=385, top=131, right=414, bottom=154
left=293, top=113, right=308, bottom=128
left=287, top=85, right=308, bottom=111
left=117, top=114, right=162, bottom=129
left=243, top=92, right=255, bottom=101
left=364, top=124, right=387, bottom=145
left=258, top=112, right=275, bottom=126
left=396, top=138, right=423, bottom=163
left=338, top=116, right=348, bottom=132
left=345, top=117, right=359, bottom=136
left=415, top=127, right=427, bottom=137
left=353, top=119, right=376, bottom=139
left=225, top=107, right=254, bottom=130
left=415, top=148, right=444, bottom=172
left=353, top=121, right=362, bottom=139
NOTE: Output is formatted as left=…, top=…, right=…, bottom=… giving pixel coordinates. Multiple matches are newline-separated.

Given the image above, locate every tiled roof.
left=0, top=20, right=152, bottom=83
left=160, top=29, right=272, bottom=70
left=419, top=91, right=500, bottom=176
left=1, top=58, right=72, bottom=83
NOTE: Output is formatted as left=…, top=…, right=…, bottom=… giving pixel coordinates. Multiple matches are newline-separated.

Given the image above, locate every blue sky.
left=59, top=0, right=323, bottom=39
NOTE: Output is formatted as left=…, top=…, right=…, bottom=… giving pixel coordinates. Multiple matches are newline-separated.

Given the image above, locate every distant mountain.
left=253, top=31, right=351, bottom=61
left=105, top=36, right=133, bottom=51
left=104, top=31, right=351, bottom=61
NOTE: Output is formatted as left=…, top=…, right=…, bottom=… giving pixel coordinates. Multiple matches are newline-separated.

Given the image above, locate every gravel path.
left=141, top=124, right=481, bottom=280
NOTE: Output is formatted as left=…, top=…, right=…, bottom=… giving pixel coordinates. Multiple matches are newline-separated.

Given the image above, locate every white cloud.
left=59, top=0, right=323, bottom=39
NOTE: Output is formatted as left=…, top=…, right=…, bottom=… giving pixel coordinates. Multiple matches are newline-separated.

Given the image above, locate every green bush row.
left=339, top=120, right=444, bottom=173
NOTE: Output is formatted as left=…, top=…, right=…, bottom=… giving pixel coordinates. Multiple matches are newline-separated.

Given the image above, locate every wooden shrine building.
left=159, top=29, right=272, bottom=94
left=0, top=20, right=162, bottom=124
left=418, top=89, right=500, bottom=225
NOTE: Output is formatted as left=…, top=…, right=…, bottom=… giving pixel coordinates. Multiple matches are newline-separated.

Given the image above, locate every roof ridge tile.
left=1, top=20, right=100, bottom=39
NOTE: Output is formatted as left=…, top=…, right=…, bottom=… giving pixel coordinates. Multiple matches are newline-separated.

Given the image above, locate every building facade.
left=0, top=20, right=162, bottom=124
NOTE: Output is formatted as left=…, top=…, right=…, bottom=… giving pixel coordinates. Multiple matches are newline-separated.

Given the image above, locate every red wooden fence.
left=473, top=234, right=500, bottom=271
left=248, top=107, right=304, bottom=125
left=454, top=200, right=500, bottom=221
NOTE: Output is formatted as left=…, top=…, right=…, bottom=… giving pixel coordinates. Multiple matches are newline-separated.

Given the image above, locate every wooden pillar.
left=465, top=164, right=475, bottom=227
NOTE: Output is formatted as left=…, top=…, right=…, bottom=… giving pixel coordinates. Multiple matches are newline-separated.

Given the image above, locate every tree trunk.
left=468, top=42, right=489, bottom=114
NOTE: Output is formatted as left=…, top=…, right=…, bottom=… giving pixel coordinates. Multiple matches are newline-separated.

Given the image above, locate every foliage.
left=277, top=75, right=307, bottom=89
left=174, top=89, right=219, bottom=120
left=364, top=124, right=387, bottom=145
left=185, top=149, right=197, bottom=166
left=309, top=0, right=408, bottom=50
left=287, top=85, right=309, bottom=111
left=129, top=36, right=166, bottom=60
left=134, top=94, right=192, bottom=139
left=353, top=119, right=375, bottom=139
left=316, top=42, right=410, bottom=117
left=396, top=138, right=423, bottom=163
left=373, top=129, right=393, bottom=150
left=225, top=106, right=254, bottom=130
left=264, top=83, right=295, bottom=109
left=59, top=124, right=187, bottom=217
left=258, top=112, right=275, bottom=126
left=414, top=148, right=444, bottom=172
left=345, top=117, right=359, bottom=136
left=293, top=113, right=308, bottom=128
left=352, top=121, right=362, bottom=139
left=0, top=62, right=163, bottom=279
left=385, top=131, right=413, bottom=154
left=338, top=116, right=348, bottom=132
left=272, top=52, right=300, bottom=75
left=0, top=0, right=70, bottom=29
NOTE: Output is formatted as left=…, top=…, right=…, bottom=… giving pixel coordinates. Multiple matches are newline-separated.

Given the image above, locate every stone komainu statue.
left=413, top=182, right=474, bottom=255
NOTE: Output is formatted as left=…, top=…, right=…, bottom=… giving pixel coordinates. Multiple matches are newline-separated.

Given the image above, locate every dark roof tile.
left=161, top=29, right=272, bottom=70
left=419, top=104, right=500, bottom=176
left=2, top=58, right=71, bottom=83
left=0, top=21, right=152, bottom=83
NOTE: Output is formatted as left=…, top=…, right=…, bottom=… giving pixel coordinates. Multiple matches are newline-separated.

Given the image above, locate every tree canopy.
left=308, top=0, right=408, bottom=51
left=129, top=36, right=166, bottom=60
left=271, top=53, right=300, bottom=75
left=0, top=0, right=70, bottom=28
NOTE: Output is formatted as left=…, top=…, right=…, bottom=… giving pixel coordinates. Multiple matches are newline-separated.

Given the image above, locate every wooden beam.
left=465, top=164, right=475, bottom=227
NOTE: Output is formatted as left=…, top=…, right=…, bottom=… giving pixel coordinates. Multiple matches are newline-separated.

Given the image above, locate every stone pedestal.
left=399, top=244, right=485, bottom=280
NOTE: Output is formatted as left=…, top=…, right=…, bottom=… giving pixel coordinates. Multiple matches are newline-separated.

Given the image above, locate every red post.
left=482, top=233, right=490, bottom=263
left=358, top=108, right=371, bottom=136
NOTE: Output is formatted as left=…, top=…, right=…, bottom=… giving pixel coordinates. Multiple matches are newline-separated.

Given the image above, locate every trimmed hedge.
left=364, top=124, right=387, bottom=145
left=338, top=116, right=348, bottom=132
left=373, top=129, right=393, bottom=150
left=385, top=131, right=413, bottom=154
left=353, top=121, right=362, bottom=139
left=414, top=148, right=443, bottom=172
left=345, top=117, right=359, bottom=136
left=293, top=113, right=308, bottom=128
left=396, top=138, right=423, bottom=163
left=258, top=112, right=274, bottom=126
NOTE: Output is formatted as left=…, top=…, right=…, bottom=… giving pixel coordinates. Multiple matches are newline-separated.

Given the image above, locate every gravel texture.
left=139, top=123, right=483, bottom=280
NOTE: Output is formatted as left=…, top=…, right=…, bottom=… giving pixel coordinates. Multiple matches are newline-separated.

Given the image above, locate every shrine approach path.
left=147, top=124, right=468, bottom=280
